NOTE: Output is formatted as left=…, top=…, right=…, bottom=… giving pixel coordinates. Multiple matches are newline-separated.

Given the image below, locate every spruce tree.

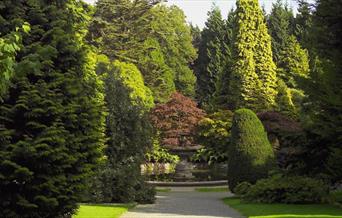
left=213, top=9, right=236, bottom=110
left=195, top=6, right=229, bottom=109
left=228, top=109, right=275, bottom=191
left=268, top=0, right=295, bottom=65
left=0, top=1, right=106, bottom=217
left=228, top=0, right=278, bottom=111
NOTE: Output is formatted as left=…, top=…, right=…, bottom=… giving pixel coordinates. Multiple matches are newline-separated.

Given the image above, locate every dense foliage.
left=228, top=0, right=278, bottom=111
left=228, top=109, right=276, bottom=191
left=194, top=110, right=233, bottom=164
left=88, top=0, right=196, bottom=102
left=195, top=6, right=230, bottom=109
left=242, top=175, right=328, bottom=204
left=93, top=60, right=155, bottom=204
left=0, top=1, right=106, bottom=217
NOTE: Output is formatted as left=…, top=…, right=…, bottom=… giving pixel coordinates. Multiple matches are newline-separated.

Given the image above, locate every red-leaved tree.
left=150, top=92, right=206, bottom=149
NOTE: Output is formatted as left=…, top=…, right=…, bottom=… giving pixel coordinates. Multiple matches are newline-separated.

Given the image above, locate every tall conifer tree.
left=0, top=1, right=106, bottom=217
left=195, top=6, right=229, bottom=109
left=228, top=0, right=278, bottom=111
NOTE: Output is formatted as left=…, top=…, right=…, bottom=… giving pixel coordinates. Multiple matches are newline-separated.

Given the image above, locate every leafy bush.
left=194, top=110, right=233, bottom=164
left=234, top=182, right=252, bottom=196
left=145, top=136, right=180, bottom=164
left=244, top=175, right=329, bottom=204
left=228, top=109, right=276, bottom=191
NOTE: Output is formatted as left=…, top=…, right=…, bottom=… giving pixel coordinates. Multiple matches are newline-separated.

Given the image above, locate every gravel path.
left=120, top=187, right=244, bottom=218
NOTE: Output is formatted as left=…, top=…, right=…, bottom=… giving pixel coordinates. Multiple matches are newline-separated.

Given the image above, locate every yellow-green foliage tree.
left=228, top=0, right=278, bottom=111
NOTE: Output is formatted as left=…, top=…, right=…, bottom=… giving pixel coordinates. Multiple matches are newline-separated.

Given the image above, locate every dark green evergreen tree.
left=301, top=0, right=342, bottom=182
left=295, top=0, right=313, bottom=50
left=195, top=6, right=229, bottom=109
left=268, top=0, right=295, bottom=65
left=213, top=9, right=236, bottom=110
left=0, top=1, right=106, bottom=217
left=228, top=0, right=278, bottom=111
left=228, top=109, right=276, bottom=191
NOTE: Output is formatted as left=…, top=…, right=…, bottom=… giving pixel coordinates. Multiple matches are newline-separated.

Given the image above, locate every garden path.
left=120, top=187, right=244, bottom=218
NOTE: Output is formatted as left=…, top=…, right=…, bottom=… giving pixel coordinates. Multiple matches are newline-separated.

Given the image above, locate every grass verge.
left=195, top=187, right=229, bottom=192
left=156, top=187, right=171, bottom=192
left=223, top=197, right=342, bottom=218
left=73, top=204, right=134, bottom=218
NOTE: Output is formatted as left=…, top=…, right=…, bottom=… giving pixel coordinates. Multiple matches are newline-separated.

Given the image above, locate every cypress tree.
left=195, top=6, right=229, bottom=109
left=0, top=1, right=106, bottom=217
left=228, top=109, right=275, bottom=191
left=228, top=0, right=278, bottom=111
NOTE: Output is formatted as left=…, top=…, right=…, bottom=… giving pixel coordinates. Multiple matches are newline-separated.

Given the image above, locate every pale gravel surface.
left=120, top=187, right=244, bottom=218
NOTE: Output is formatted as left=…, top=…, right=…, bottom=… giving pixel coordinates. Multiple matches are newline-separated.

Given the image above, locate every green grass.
left=156, top=187, right=171, bottom=192
left=224, top=197, right=342, bottom=218
left=195, top=187, right=229, bottom=192
left=73, top=204, right=133, bottom=218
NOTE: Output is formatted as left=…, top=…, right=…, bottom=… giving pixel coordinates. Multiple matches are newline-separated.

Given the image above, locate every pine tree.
left=195, top=6, right=229, bottom=109
left=0, top=1, right=106, bottom=217
left=228, top=0, right=278, bottom=111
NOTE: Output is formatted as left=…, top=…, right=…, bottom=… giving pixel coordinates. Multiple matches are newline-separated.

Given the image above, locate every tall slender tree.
left=213, top=9, right=236, bottom=109
left=195, top=6, right=230, bottom=109
left=228, top=0, right=278, bottom=111
left=0, top=1, right=106, bottom=217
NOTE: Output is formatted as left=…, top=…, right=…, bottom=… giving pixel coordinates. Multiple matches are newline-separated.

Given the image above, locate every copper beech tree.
left=150, top=92, right=206, bottom=149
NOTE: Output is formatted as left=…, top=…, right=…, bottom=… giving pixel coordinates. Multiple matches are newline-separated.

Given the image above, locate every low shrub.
left=234, top=182, right=252, bottom=196
left=243, top=175, right=329, bottom=204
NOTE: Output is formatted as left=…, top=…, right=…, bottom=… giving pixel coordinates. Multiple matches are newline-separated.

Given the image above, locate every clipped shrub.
left=228, top=109, right=276, bottom=191
left=244, top=175, right=329, bottom=204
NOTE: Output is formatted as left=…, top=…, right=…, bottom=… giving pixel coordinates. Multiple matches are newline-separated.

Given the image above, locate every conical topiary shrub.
left=228, top=108, right=276, bottom=191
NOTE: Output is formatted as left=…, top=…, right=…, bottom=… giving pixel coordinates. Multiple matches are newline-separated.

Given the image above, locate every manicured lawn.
left=224, top=198, right=342, bottom=218
left=73, top=204, right=133, bottom=218
left=156, top=187, right=171, bottom=192
left=196, top=187, right=229, bottom=192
